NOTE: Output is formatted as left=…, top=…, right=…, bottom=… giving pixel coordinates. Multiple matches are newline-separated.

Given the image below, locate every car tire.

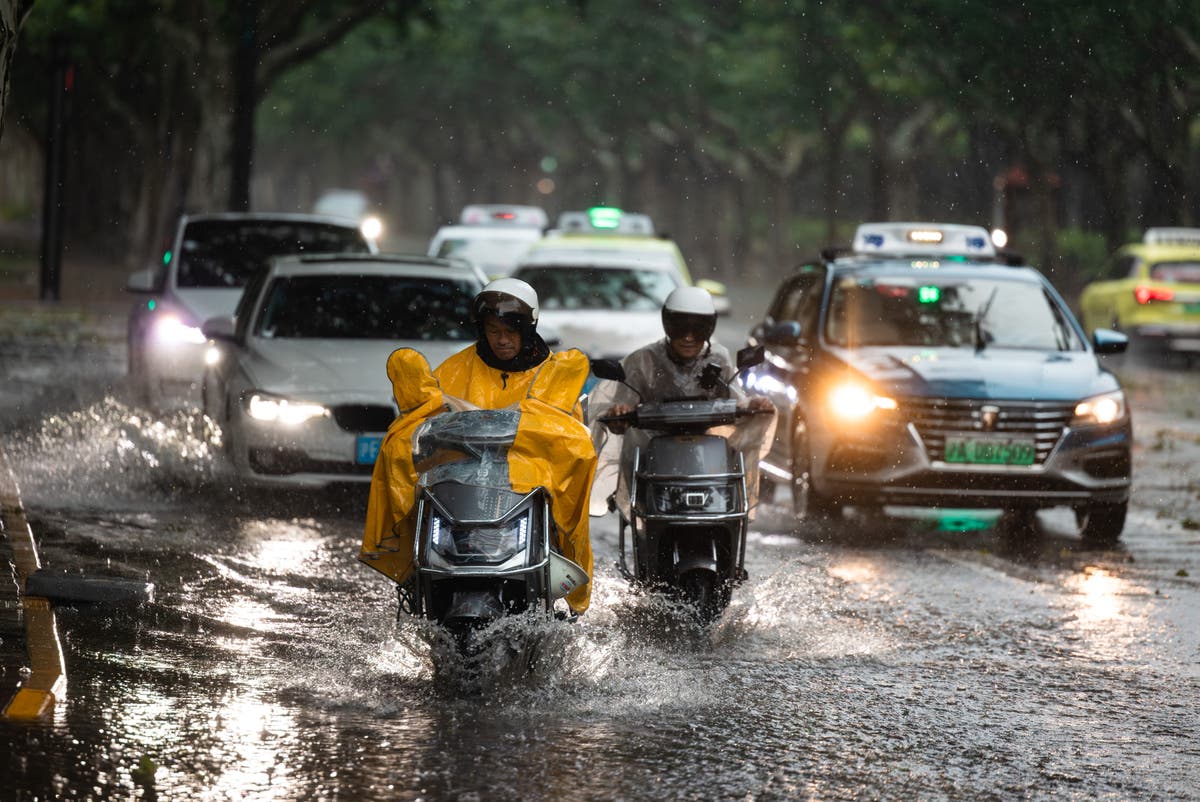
left=1076, top=501, right=1126, bottom=549
left=791, top=416, right=840, bottom=521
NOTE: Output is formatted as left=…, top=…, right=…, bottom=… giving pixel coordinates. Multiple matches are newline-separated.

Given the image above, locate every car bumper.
left=233, top=414, right=384, bottom=488
left=813, top=420, right=1131, bottom=509
left=1129, top=322, right=1200, bottom=352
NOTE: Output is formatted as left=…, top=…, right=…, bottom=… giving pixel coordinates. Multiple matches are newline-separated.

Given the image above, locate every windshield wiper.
left=975, top=287, right=998, bottom=353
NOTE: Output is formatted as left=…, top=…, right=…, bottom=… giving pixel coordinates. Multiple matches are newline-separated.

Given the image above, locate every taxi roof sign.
left=460, top=204, right=548, bottom=228
left=556, top=208, right=655, bottom=236
left=1144, top=227, right=1200, bottom=246
left=852, top=222, right=996, bottom=258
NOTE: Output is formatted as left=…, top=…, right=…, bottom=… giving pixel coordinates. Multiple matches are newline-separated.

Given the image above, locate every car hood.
left=537, top=309, right=663, bottom=360
left=835, top=346, right=1120, bottom=401
left=242, top=339, right=465, bottom=401
left=172, top=287, right=245, bottom=326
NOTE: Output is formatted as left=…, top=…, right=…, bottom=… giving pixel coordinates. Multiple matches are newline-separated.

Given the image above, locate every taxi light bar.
left=1143, top=227, right=1200, bottom=246
left=908, top=229, right=944, bottom=244
left=852, top=222, right=997, bottom=258
left=1134, top=285, right=1174, bottom=304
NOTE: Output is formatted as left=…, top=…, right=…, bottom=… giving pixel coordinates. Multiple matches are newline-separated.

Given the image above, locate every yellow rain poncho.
left=359, top=349, right=448, bottom=584
left=360, top=346, right=597, bottom=613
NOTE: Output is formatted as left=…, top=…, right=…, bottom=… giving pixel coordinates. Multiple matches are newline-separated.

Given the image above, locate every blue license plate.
left=355, top=435, right=383, bottom=465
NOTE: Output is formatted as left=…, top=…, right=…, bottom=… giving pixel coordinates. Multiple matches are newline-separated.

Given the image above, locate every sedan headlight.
left=1073, top=390, right=1127, bottom=426
left=654, top=484, right=735, bottom=514
left=827, top=381, right=898, bottom=421
left=244, top=392, right=329, bottom=425
left=430, top=512, right=529, bottom=564
left=154, top=314, right=206, bottom=345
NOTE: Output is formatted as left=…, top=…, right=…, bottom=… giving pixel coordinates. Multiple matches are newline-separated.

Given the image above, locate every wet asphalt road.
left=0, top=316, right=1198, bottom=801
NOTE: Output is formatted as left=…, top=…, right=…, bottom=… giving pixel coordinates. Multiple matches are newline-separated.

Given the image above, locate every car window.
left=255, top=274, right=477, bottom=340
left=1149, top=261, right=1200, bottom=283
left=768, top=267, right=826, bottom=336
left=176, top=220, right=371, bottom=288
left=516, top=265, right=679, bottom=311
left=826, top=274, right=1083, bottom=351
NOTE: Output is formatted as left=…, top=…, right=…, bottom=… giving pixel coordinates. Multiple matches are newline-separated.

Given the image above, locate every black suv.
left=743, top=222, right=1132, bottom=546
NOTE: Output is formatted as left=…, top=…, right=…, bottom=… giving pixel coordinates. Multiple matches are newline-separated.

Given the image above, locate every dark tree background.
left=2, top=0, right=1199, bottom=294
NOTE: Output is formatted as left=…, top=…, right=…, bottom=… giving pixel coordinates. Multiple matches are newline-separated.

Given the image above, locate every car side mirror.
left=1092, top=328, right=1128, bottom=355
left=736, top=343, right=765, bottom=370
left=762, top=320, right=804, bottom=346
left=590, top=357, right=625, bottom=383
left=201, top=315, right=236, bottom=342
left=126, top=267, right=159, bottom=294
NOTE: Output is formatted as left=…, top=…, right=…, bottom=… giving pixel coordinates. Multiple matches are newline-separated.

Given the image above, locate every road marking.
left=0, top=445, right=66, bottom=721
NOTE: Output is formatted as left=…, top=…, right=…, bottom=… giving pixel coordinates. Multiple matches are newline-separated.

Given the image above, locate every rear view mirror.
left=201, top=315, right=236, bottom=341
left=762, top=321, right=804, bottom=346
left=736, top=344, right=765, bottom=370
left=590, top=358, right=625, bottom=382
left=1092, top=328, right=1128, bottom=355
left=125, top=268, right=159, bottom=294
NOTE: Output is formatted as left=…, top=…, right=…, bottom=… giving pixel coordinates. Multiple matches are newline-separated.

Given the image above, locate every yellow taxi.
left=1079, top=228, right=1200, bottom=358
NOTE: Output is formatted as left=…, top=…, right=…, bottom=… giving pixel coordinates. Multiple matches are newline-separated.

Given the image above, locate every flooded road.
left=1, top=325, right=1199, bottom=800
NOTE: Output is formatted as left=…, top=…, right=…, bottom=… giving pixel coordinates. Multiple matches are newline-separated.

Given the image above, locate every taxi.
left=743, top=222, right=1132, bottom=547
left=1078, top=228, right=1200, bottom=360
left=427, top=204, right=548, bottom=278
left=511, top=207, right=729, bottom=361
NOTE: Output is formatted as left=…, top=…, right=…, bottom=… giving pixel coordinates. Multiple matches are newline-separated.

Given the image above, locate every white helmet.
left=474, top=277, right=540, bottom=329
left=662, top=286, right=716, bottom=341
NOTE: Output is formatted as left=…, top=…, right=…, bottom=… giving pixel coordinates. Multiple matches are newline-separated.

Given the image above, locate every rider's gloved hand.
left=605, top=403, right=634, bottom=434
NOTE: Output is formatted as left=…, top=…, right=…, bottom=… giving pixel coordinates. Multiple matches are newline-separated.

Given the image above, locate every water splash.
left=7, top=396, right=224, bottom=506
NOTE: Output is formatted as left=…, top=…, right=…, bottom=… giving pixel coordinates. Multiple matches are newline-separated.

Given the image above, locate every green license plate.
left=1185, top=302, right=1200, bottom=313
left=944, top=437, right=1036, bottom=465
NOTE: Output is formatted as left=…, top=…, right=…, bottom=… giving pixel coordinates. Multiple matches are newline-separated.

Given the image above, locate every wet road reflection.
left=0, top=391, right=1197, bottom=800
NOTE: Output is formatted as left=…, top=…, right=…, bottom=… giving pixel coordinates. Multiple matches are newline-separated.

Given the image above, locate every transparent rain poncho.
left=588, top=338, right=776, bottom=518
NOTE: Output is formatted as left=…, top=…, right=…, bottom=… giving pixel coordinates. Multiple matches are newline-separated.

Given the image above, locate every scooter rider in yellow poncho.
left=360, top=278, right=597, bottom=614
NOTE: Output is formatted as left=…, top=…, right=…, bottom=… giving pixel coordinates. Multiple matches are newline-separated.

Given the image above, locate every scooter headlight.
left=430, top=511, right=530, bottom=564
left=653, top=484, right=735, bottom=514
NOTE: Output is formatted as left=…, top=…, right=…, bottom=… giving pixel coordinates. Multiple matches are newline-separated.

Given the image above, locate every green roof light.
left=587, top=206, right=623, bottom=230
left=162, top=250, right=172, bottom=265
left=917, top=285, right=941, bottom=304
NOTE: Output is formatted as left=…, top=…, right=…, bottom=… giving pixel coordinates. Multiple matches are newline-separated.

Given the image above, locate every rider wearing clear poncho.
left=589, top=286, right=777, bottom=518
left=361, top=278, right=596, bottom=614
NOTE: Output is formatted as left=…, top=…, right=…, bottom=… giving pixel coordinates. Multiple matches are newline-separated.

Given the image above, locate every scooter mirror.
left=590, top=358, right=625, bottom=382
left=736, top=343, right=765, bottom=370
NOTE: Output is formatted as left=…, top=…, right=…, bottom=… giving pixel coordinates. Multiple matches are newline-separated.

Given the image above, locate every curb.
left=0, top=444, right=66, bottom=721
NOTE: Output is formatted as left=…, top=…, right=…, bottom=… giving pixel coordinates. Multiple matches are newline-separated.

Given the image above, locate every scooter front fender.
left=672, top=536, right=719, bottom=575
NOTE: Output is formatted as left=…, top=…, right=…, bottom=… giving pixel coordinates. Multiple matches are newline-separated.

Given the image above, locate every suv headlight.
left=244, top=392, right=329, bottom=425
left=154, top=313, right=206, bottom=345
left=430, top=512, right=529, bottom=564
left=653, top=484, right=735, bottom=514
left=1073, top=390, right=1127, bottom=426
left=827, top=381, right=897, bottom=421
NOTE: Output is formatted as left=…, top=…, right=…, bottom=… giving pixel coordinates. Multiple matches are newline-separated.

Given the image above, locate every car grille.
left=331, top=404, right=395, bottom=433
left=902, top=397, right=1073, bottom=465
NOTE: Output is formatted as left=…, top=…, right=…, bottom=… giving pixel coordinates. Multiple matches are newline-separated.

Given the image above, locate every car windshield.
left=256, top=274, right=476, bottom=340
left=176, top=219, right=370, bottom=288
left=517, top=265, right=678, bottom=311
left=1149, top=261, right=1200, bottom=283
left=826, top=273, right=1083, bottom=351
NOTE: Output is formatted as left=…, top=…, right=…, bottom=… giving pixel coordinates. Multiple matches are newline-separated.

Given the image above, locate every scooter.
left=591, top=345, right=767, bottom=623
left=402, top=407, right=588, bottom=654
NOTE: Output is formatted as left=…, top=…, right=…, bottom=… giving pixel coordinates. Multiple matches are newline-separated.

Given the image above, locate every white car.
left=427, top=204, right=547, bottom=278
left=125, top=212, right=376, bottom=409
left=200, top=253, right=483, bottom=488
left=511, top=251, right=683, bottom=361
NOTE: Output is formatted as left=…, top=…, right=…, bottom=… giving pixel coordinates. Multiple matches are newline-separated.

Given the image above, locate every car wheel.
left=1076, top=501, right=1126, bottom=549
left=791, top=416, right=840, bottom=521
